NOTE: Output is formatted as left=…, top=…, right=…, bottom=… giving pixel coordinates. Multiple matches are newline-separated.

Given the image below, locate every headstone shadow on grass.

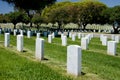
left=81, top=72, right=86, bottom=75
left=116, top=53, right=118, bottom=56
left=43, top=57, right=49, bottom=61
left=23, top=50, right=27, bottom=52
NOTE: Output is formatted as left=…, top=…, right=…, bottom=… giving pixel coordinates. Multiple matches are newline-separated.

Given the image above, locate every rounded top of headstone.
left=36, top=38, right=44, bottom=41
left=5, top=33, right=10, bottom=34
left=108, top=41, right=117, bottom=43
left=68, top=45, right=81, bottom=48
left=18, top=35, right=23, bottom=37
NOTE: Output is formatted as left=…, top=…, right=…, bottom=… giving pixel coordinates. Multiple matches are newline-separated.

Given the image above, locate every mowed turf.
left=0, top=43, right=72, bottom=80
left=0, top=34, right=120, bottom=80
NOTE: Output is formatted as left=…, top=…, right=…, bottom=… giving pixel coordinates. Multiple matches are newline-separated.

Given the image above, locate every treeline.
left=0, top=0, right=120, bottom=33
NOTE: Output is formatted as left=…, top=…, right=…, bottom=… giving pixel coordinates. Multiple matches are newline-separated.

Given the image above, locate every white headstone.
left=107, top=41, right=116, bottom=55
left=85, top=35, right=91, bottom=44
left=111, top=35, right=115, bottom=40
left=62, top=36, right=67, bottom=46
left=115, top=36, right=119, bottom=43
left=72, top=34, right=75, bottom=41
left=91, top=33, right=94, bottom=38
left=27, top=31, right=31, bottom=38
left=61, top=34, right=64, bottom=39
left=102, top=36, right=107, bottom=46
left=17, top=35, right=23, bottom=52
left=81, top=38, right=88, bottom=50
left=100, top=34, right=104, bottom=41
left=78, top=33, right=81, bottom=39
left=69, top=32, right=72, bottom=38
left=98, top=30, right=101, bottom=33
left=82, top=34, right=85, bottom=38
left=13, top=29, right=17, bottom=36
left=67, top=45, right=81, bottom=76
left=64, top=32, right=68, bottom=36
left=74, top=32, right=77, bottom=36
left=0, top=29, right=2, bottom=34
left=20, top=30, right=23, bottom=35
left=4, top=33, right=10, bottom=47
left=48, top=35, right=52, bottom=43
left=35, top=38, right=44, bottom=60
left=37, top=33, right=40, bottom=38
left=52, top=32, right=55, bottom=38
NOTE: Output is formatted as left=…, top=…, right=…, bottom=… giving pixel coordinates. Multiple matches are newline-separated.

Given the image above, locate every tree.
left=42, top=1, right=107, bottom=30
left=42, top=2, right=72, bottom=30
left=102, top=6, right=120, bottom=34
left=8, top=11, right=29, bottom=29
left=76, top=1, right=107, bottom=29
left=2, top=0, right=56, bottom=27
left=101, top=8, right=111, bottom=24
left=110, top=6, right=120, bottom=33
left=0, top=14, right=10, bottom=23
left=0, top=14, right=4, bottom=23
left=32, top=14, right=46, bottom=30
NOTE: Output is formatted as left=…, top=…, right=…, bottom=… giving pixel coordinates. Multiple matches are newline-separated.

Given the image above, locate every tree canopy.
left=2, top=0, right=120, bottom=33
left=7, top=11, right=29, bottom=29
left=42, top=2, right=73, bottom=29
left=42, top=1, right=107, bottom=29
left=2, top=0, right=56, bottom=27
left=2, top=0, right=56, bottom=11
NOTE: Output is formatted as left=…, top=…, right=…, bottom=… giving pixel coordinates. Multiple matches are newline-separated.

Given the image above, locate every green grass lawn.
left=0, top=41, right=72, bottom=80
left=0, top=34, right=120, bottom=80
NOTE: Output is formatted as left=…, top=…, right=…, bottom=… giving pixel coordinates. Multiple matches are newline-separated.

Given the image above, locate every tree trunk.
left=26, top=10, right=33, bottom=29
left=30, top=22, right=32, bottom=28
left=78, top=22, right=82, bottom=29
left=13, top=24, right=16, bottom=29
left=83, top=24, right=87, bottom=30
left=113, top=28, right=119, bottom=34
left=58, top=23, right=62, bottom=31
left=113, top=24, right=119, bottom=34
left=36, top=24, right=39, bottom=30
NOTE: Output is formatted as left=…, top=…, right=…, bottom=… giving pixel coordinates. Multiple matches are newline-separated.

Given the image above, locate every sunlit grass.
left=0, top=34, right=120, bottom=80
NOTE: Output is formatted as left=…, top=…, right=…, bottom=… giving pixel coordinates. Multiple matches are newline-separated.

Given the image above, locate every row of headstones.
left=66, top=33, right=119, bottom=56
left=48, top=32, right=93, bottom=49
left=5, top=30, right=119, bottom=56
left=4, top=33, right=23, bottom=51
left=69, top=33, right=93, bottom=50
left=0, top=28, right=113, bottom=37
left=0, top=28, right=47, bottom=37
left=13, top=29, right=37, bottom=38
left=4, top=32, right=119, bottom=76
left=100, top=34, right=120, bottom=55
left=13, top=29, right=89, bottom=37
left=4, top=32, right=82, bottom=76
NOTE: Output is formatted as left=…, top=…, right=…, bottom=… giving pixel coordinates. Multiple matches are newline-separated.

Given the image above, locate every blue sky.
left=0, top=0, right=120, bottom=14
